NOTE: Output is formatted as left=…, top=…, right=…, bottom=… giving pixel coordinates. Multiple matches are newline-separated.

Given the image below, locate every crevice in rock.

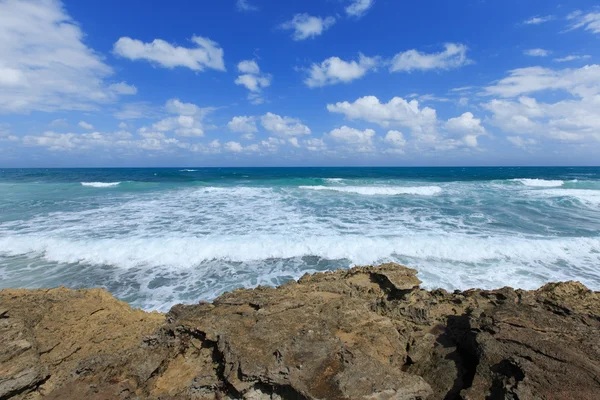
left=443, top=314, right=480, bottom=399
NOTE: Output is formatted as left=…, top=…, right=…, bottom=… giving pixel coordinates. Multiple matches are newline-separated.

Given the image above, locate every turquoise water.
left=1, top=167, right=599, bottom=311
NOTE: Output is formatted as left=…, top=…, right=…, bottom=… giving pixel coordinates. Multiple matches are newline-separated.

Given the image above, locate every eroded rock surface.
left=1, top=263, right=600, bottom=399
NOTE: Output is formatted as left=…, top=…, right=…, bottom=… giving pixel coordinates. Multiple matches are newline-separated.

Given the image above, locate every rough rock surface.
left=1, top=263, right=600, bottom=399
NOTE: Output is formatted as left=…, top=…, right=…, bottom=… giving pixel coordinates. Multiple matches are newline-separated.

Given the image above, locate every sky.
left=1, top=0, right=600, bottom=167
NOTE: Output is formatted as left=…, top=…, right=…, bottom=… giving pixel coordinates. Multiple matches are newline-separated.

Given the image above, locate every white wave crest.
left=180, top=169, right=198, bottom=172
left=1, top=234, right=598, bottom=274
left=513, top=179, right=564, bottom=187
left=80, top=182, right=121, bottom=188
left=535, top=189, right=600, bottom=205
left=324, top=178, right=344, bottom=183
left=299, top=185, right=442, bottom=196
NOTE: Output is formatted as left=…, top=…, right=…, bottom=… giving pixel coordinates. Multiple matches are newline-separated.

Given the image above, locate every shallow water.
left=1, top=167, right=599, bottom=311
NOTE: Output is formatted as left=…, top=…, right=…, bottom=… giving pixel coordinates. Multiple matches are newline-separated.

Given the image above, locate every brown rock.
left=1, top=263, right=600, bottom=399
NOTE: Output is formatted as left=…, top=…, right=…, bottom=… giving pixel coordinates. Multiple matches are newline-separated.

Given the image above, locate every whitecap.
left=299, top=185, right=442, bottom=196
left=80, top=182, right=121, bottom=188
left=512, top=179, right=564, bottom=187
left=534, top=189, right=600, bottom=205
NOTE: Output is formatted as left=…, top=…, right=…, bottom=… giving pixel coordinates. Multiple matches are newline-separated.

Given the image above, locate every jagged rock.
left=1, top=264, right=600, bottom=399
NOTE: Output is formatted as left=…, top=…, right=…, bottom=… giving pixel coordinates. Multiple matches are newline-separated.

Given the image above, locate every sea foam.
left=513, top=179, right=564, bottom=187
left=299, top=185, right=442, bottom=196
left=80, top=182, right=121, bottom=188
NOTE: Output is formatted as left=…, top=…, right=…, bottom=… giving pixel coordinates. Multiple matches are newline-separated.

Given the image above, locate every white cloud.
left=327, top=95, right=437, bottom=133
left=483, top=65, right=600, bottom=98
left=228, top=116, right=258, bottom=133
left=235, top=60, right=271, bottom=104
left=236, top=0, right=258, bottom=12
left=484, top=95, right=600, bottom=142
left=345, top=0, right=375, bottom=18
left=384, top=130, right=407, bottom=151
left=261, top=112, right=311, bottom=136
left=445, top=112, right=486, bottom=135
left=523, top=15, right=554, bottom=25
left=304, top=54, right=378, bottom=87
left=305, top=138, right=327, bottom=152
left=0, top=0, right=136, bottom=113
left=241, top=133, right=255, bottom=140
left=108, top=82, right=138, bottom=95
left=524, top=48, right=550, bottom=57
left=327, top=95, right=486, bottom=151
left=224, top=141, right=244, bottom=152
left=507, top=136, right=537, bottom=148
left=165, top=98, right=214, bottom=117
left=113, top=36, right=225, bottom=71
left=329, top=126, right=375, bottom=152
left=139, top=98, right=215, bottom=137
left=21, top=130, right=153, bottom=152
left=235, top=74, right=271, bottom=92
left=554, top=55, right=591, bottom=62
left=280, top=14, right=336, bottom=41
left=567, top=10, right=600, bottom=34
left=118, top=122, right=128, bottom=129
left=445, top=112, right=486, bottom=148
left=237, top=60, right=260, bottom=75
left=78, top=121, right=93, bottom=130
left=390, top=43, right=471, bottom=73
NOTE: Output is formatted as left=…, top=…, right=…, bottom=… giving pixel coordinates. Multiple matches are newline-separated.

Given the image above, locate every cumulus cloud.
left=482, top=64, right=600, bottom=142
left=384, top=130, right=406, bottom=146
left=524, top=48, right=550, bottom=57
left=235, top=60, right=271, bottom=104
left=390, top=43, right=471, bottom=73
left=236, top=0, right=258, bottom=12
left=445, top=112, right=486, bottom=135
left=345, top=0, right=375, bottom=18
left=483, top=65, right=600, bottom=98
left=444, top=112, right=486, bottom=148
left=304, top=54, right=379, bottom=87
left=329, top=126, right=376, bottom=152
left=138, top=98, right=216, bottom=138
left=0, top=0, right=136, bottom=113
left=327, top=95, right=486, bottom=151
left=280, top=14, right=336, bottom=41
left=567, top=10, right=600, bottom=34
left=113, top=36, right=225, bottom=71
left=305, top=138, right=327, bottom=152
left=261, top=112, right=311, bottom=136
left=523, top=15, right=554, bottom=25
left=224, top=141, right=244, bottom=152
left=227, top=116, right=258, bottom=133
left=78, top=121, right=94, bottom=130
left=327, top=95, right=437, bottom=133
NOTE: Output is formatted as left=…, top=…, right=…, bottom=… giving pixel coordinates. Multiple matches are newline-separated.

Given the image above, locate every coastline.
left=2, top=263, right=600, bottom=399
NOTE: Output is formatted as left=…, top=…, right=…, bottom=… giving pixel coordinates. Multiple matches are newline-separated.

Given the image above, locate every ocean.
left=0, top=167, right=599, bottom=311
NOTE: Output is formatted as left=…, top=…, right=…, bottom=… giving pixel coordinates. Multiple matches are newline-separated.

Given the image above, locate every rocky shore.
left=2, top=263, right=600, bottom=399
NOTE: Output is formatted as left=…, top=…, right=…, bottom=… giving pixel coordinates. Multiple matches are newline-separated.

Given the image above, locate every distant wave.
left=512, top=179, right=564, bottom=187
left=180, top=169, right=198, bottom=172
left=324, top=178, right=345, bottom=183
left=80, top=182, right=121, bottom=188
left=299, top=185, right=442, bottom=196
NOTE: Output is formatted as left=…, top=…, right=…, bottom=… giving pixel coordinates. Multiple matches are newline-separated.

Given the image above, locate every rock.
left=1, top=263, right=600, bottom=399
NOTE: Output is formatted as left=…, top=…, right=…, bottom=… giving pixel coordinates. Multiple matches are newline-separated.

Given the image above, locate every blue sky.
left=1, top=0, right=599, bottom=167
